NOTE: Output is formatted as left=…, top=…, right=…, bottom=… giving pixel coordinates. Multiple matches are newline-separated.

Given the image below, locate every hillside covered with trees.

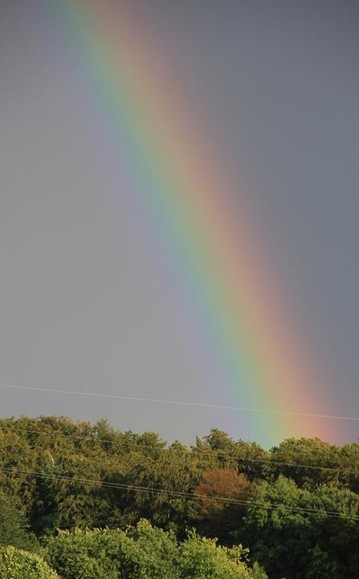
left=0, top=416, right=358, bottom=578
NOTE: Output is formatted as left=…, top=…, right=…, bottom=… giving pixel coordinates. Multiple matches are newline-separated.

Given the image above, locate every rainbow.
left=40, top=0, right=336, bottom=444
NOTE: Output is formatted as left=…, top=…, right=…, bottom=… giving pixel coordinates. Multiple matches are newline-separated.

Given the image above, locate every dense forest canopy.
left=0, top=415, right=358, bottom=578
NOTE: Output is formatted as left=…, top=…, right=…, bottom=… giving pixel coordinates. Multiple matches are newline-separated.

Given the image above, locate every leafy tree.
left=0, top=490, right=37, bottom=551
left=0, top=546, right=59, bottom=578
left=238, top=475, right=359, bottom=578
left=179, top=532, right=265, bottom=578
left=192, top=431, right=269, bottom=482
left=44, top=519, right=263, bottom=578
left=44, top=521, right=179, bottom=579
left=268, top=438, right=339, bottom=488
left=235, top=441, right=270, bottom=482
left=193, top=469, right=253, bottom=541
left=336, top=443, right=359, bottom=492
left=193, top=430, right=240, bottom=471
left=124, top=447, right=199, bottom=532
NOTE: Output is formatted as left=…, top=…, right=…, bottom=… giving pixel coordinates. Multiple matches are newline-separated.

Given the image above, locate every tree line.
left=0, top=415, right=358, bottom=577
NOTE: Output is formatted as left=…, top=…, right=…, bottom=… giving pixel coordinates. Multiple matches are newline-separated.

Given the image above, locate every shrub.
left=0, top=545, right=59, bottom=578
left=44, top=519, right=264, bottom=578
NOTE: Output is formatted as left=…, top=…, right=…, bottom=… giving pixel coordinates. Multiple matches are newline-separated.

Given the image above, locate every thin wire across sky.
left=0, top=383, right=358, bottom=422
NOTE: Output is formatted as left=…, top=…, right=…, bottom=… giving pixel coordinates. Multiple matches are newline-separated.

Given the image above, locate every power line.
left=0, top=423, right=354, bottom=473
left=0, top=382, right=358, bottom=422
left=0, top=466, right=357, bottom=521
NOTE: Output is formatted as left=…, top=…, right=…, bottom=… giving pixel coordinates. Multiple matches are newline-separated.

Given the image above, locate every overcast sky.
left=0, top=0, right=358, bottom=446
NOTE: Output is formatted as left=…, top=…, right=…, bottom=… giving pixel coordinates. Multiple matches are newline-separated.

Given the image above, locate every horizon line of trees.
left=0, top=415, right=358, bottom=578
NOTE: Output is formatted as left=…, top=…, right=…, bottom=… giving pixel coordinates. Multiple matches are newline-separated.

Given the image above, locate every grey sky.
left=0, top=0, right=358, bottom=446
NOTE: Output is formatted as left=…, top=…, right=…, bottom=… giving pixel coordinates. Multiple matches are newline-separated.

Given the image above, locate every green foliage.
left=44, top=521, right=179, bottom=578
left=123, top=446, right=198, bottom=533
left=238, top=475, right=359, bottom=578
left=268, top=438, right=339, bottom=488
left=0, top=415, right=358, bottom=578
left=192, top=430, right=269, bottom=481
left=268, top=438, right=359, bottom=492
left=0, top=545, right=59, bottom=578
left=44, top=519, right=259, bottom=578
left=178, top=532, right=260, bottom=578
left=0, top=490, right=38, bottom=551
